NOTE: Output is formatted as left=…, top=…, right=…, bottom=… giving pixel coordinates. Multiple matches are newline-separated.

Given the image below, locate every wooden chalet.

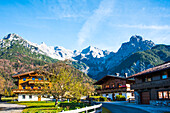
left=94, top=75, right=135, bottom=100
left=12, top=71, right=51, bottom=101
left=128, top=61, right=170, bottom=105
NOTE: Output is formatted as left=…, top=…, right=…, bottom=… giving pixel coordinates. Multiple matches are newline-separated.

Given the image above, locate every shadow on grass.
left=26, top=105, right=55, bottom=108
left=0, top=107, right=25, bottom=111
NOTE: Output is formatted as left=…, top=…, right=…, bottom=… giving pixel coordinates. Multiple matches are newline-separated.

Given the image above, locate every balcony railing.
left=12, top=89, right=42, bottom=94
left=131, top=78, right=170, bottom=90
left=96, top=86, right=131, bottom=93
left=28, top=80, right=49, bottom=84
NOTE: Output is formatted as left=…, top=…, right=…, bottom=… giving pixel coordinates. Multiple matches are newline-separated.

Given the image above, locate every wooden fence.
left=59, top=103, right=102, bottom=113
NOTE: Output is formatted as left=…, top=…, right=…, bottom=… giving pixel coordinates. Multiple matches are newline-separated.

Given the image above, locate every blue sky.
left=0, top=0, right=170, bottom=52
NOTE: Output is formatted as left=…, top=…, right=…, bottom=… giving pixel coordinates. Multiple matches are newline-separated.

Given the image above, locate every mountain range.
left=1, top=33, right=170, bottom=80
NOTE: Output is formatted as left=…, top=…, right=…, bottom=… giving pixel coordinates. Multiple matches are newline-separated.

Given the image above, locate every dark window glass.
left=132, top=93, right=134, bottom=96
left=31, top=86, right=34, bottom=89
left=23, top=86, right=25, bottom=89
left=22, top=95, right=25, bottom=99
left=162, top=75, right=168, bottom=79
left=23, top=78, right=26, bottom=81
left=38, top=87, right=41, bottom=89
left=38, top=78, right=41, bottom=80
left=29, top=95, right=32, bottom=99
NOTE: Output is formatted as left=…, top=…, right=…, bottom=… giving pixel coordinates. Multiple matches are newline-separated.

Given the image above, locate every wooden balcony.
left=12, top=89, right=42, bottom=94
left=96, top=87, right=133, bottom=93
left=131, top=78, right=170, bottom=90
left=28, top=80, right=49, bottom=85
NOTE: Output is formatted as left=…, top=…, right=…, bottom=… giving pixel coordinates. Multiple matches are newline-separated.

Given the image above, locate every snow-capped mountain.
left=1, top=33, right=162, bottom=80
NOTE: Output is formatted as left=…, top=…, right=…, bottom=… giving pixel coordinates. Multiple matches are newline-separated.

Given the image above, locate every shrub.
left=116, top=95, right=126, bottom=101
left=89, top=96, right=107, bottom=102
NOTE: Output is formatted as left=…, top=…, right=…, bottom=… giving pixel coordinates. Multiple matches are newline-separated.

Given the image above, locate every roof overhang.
left=93, top=75, right=128, bottom=85
left=12, top=71, right=36, bottom=78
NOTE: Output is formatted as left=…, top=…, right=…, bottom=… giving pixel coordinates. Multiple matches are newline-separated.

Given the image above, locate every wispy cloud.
left=35, top=0, right=89, bottom=20
left=117, top=24, right=170, bottom=30
left=77, top=0, right=115, bottom=46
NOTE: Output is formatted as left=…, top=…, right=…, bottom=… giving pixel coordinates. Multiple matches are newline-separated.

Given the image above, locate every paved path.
left=0, top=102, right=26, bottom=113
left=102, top=103, right=149, bottom=113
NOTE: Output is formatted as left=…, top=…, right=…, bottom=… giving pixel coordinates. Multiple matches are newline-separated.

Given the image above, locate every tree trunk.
left=0, top=95, right=2, bottom=102
left=55, top=98, right=58, bottom=106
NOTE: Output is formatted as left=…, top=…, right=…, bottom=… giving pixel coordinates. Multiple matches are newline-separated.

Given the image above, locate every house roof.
left=93, top=75, right=134, bottom=85
left=12, top=71, right=36, bottom=78
left=128, top=61, right=170, bottom=78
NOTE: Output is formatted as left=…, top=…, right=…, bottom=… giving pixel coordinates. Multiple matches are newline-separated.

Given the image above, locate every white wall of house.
left=102, top=94, right=106, bottom=97
left=126, top=92, right=135, bottom=99
left=108, top=93, right=113, bottom=100
left=18, top=94, right=53, bottom=101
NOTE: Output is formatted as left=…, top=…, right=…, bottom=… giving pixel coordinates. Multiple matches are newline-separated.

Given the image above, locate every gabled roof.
left=12, top=71, right=36, bottom=78
left=128, top=61, right=170, bottom=78
left=93, top=75, right=134, bottom=85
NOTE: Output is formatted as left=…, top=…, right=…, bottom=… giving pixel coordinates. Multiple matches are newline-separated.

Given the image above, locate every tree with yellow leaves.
left=37, top=63, right=94, bottom=106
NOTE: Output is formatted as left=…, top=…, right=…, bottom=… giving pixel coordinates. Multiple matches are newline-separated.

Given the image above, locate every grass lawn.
left=1, top=96, right=17, bottom=102
left=10, top=101, right=59, bottom=113
left=9, top=101, right=89, bottom=113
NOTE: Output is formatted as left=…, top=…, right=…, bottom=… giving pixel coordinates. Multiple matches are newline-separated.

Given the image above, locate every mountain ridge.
left=1, top=33, right=169, bottom=80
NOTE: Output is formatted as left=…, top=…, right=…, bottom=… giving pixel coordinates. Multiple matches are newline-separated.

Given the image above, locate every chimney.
left=124, top=73, right=128, bottom=78
left=115, top=73, right=119, bottom=76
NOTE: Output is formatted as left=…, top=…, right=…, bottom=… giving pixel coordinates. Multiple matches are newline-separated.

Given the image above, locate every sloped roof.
left=12, top=71, right=36, bottom=78
left=93, top=75, right=134, bottom=85
left=128, top=61, right=170, bottom=78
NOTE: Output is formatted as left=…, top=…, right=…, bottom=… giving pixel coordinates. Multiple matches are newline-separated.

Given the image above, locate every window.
left=38, top=78, right=42, bottom=80
left=22, top=95, right=25, bottom=99
left=31, top=86, right=34, bottom=89
left=23, top=86, right=25, bottom=89
left=29, top=95, right=32, bottom=99
left=163, top=91, right=168, bottom=99
left=38, top=87, right=41, bottom=89
left=158, top=92, right=163, bottom=99
left=147, top=77, right=152, bottom=82
left=162, top=75, right=168, bottom=79
left=23, top=78, right=26, bottom=81
left=112, top=84, right=115, bottom=88
left=32, top=78, right=35, bottom=80
left=158, top=91, right=170, bottom=99
left=132, top=93, right=134, bottom=96
left=118, top=83, right=122, bottom=87
left=106, top=85, right=109, bottom=88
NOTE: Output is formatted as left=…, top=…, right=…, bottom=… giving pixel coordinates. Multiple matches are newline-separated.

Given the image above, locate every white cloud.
left=34, top=0, right=89, bottom=20
left=77, top=0, right=115, bottom=46
left=117, top=24, right=170, bottom=30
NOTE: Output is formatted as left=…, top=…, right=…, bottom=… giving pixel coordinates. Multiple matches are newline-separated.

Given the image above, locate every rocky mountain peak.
left=118, top=35, right=155, bottom=53
left=3, top=33, right=23, bottom=41
left=130, top=35, right=143, bottom=43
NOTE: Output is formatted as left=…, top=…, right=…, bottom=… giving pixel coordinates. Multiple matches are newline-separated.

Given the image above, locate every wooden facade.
left=94, top=75, right=135, bottom=100
left=12, top=71, right=51, bottom=101
left=129, top=61, right=170, bottom=105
